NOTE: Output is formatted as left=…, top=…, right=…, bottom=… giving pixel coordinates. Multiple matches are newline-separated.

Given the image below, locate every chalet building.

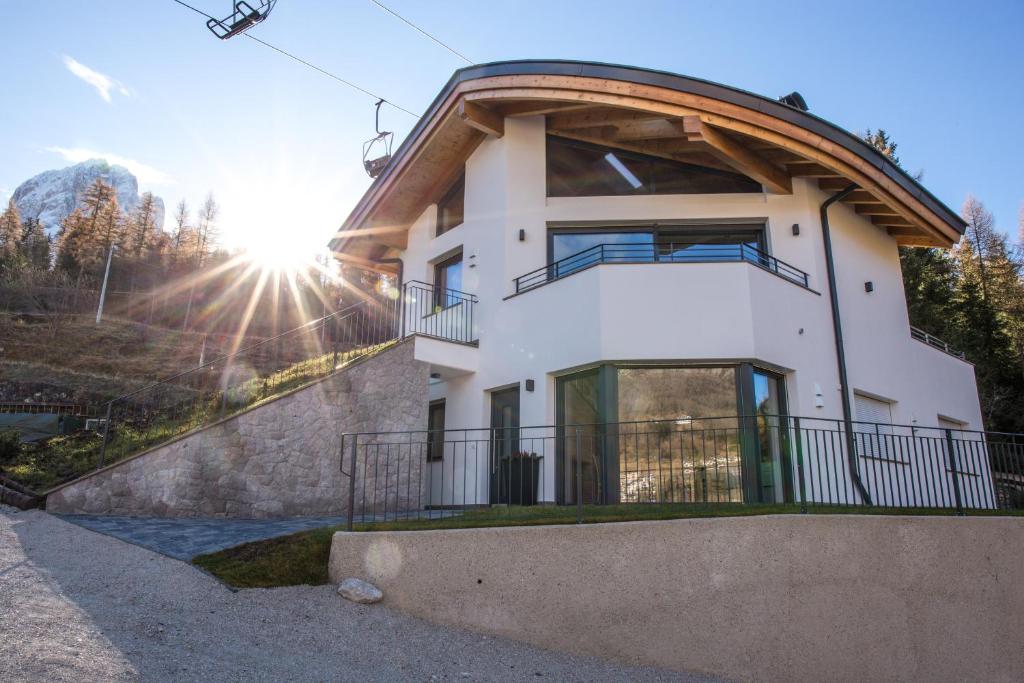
left=330, top=61, right=986, bottom=510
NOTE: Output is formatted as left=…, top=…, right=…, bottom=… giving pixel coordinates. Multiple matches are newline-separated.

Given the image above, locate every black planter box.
left=497, top=454, right=542, bottom=505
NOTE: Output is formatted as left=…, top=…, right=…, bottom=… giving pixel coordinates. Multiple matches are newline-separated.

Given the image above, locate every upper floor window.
left=546, top=135, right=762, bottom=197
left=548, top=224, right=766, bottom=278
left=433, top=251, right=463, bottom=308
left=436, top=174, right=465, bottom=236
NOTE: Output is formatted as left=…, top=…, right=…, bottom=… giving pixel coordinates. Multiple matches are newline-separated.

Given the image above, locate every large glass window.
left=550, top=231, right=654, bottom=278
left=436, top=174, right=465, bottom=236
left=548, top=224, right=766, bottom=277
left=753, top=371, right=788, bottom=503
left=547, top=135, right=762, bottom=197
left=617, top=367, right=742, bottom=504
left=555, top=363, right=788, bottom=505
left=557, top=369, right=603, bottom=505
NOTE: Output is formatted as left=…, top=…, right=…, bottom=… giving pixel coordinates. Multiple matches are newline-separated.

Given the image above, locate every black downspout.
left=819, top=185, right=873, bottom=505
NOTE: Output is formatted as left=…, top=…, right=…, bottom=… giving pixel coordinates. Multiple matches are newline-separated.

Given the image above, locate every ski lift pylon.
left=207, top=0, right=277, bottom=40
left=362, top=99, right=393, bottom=179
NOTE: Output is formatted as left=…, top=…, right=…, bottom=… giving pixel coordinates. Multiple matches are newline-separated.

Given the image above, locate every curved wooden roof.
left=331, top=60, right=965, bottom=262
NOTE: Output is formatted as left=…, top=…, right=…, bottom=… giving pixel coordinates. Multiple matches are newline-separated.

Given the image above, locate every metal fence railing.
left=339, top=416, right=1024, bottom=528
left=512, top=242, right=811, bottom=293
left=911, top=325, right=967, bottom=360
left=401, top=280, right=478, bottom=344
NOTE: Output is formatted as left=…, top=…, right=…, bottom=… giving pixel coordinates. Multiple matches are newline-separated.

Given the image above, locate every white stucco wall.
left=395, top=114, right=983, bottom=505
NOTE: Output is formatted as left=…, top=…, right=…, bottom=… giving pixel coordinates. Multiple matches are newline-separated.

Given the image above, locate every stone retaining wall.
left=46, top=340, right=428, bottom=518
left=330, top=515, right=1024, bottom=683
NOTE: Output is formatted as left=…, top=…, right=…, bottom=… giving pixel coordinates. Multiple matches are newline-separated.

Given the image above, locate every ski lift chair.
left=363, top=99, right=394, bottom=179
left=207, top=0, right=277, bottom=40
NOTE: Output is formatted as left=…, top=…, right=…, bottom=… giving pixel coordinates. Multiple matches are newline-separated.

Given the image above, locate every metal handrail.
left=401, top=281, right=478, bottom=344
left=404, top=280, right=478, bottom=303
left=512, top=242, right=811, bottom=293
left=910, top=326, right=966, bottom=360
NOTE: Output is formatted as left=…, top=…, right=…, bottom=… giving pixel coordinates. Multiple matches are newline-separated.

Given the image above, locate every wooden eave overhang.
left=330, top=60, right=966, bottom=265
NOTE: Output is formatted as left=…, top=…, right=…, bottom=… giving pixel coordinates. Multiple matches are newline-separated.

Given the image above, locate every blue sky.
left=1, top=0, right=1021, bottom=253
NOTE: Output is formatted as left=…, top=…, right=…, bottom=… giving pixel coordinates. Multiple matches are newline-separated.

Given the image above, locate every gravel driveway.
left=0, top=507, right=719, bottom=682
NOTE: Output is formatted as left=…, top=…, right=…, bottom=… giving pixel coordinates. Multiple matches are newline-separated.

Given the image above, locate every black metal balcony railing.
left=513, top=242, right=811, bottom=294
left=339, top=416, right=1024, bottom=528
left=401, top=281, right=478, bottom=345
left=911, top=326, right=966, bottom=360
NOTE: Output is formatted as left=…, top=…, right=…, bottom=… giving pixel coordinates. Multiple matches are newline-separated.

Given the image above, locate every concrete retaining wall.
left=329, top=515, right=1024, bottom=682
left=46, top=340, right=428, bottom=518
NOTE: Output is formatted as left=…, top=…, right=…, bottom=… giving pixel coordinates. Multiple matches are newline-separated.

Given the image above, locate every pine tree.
left=125, top=192, right=158, bottom=291
left=0, top=198, right=24, bottom=271
left=193, top=193, right=219, bottom=268
left=19, top=218, right=51, bottom=270
left=169, top=199, right=195, bottom=270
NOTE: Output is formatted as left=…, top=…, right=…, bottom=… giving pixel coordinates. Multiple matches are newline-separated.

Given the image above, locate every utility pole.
left=95, top=245, right=115, bottom=325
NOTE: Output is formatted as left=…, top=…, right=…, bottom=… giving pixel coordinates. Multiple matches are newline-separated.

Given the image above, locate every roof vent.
left=778, top=91, right=809, bottom=111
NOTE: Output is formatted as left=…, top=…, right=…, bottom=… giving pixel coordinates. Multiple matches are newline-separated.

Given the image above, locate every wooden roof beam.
left=611, top=118, right=686, bottom=141
left=496, top=101, right=595, bottom=117
left=855, top=204, right=902, bottom=217
left=548, top=108, right=662, bottom=131
left=787, top=161, right=841, bottom=178
left=681, top=116, right=792, bottom=194
left=458, top=100, right=504, bottom=137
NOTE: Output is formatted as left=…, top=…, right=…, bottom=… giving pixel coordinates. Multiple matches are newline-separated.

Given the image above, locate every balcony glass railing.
left=512, top=242, right=811, bottom=293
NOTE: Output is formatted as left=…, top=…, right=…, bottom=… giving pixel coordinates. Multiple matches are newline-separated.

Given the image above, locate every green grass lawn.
left=192, top=502, right=1024, bottom=589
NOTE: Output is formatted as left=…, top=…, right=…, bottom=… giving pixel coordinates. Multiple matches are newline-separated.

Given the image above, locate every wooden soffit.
left=332, top=63, right=965, bottom=255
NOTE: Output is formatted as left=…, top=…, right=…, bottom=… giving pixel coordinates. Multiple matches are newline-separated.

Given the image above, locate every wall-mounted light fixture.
left=525, top=379, right=535, bottom=392
left=518, top=229, right=526, bottom=242
left=814, top=383, right=825, bottom=408
left=864, top=281, right=874, bottom=293
left=792, top=223, right=800, bottom=236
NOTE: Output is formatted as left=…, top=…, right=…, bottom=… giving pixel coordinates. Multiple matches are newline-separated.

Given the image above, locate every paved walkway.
left=0, top=507, right=715, bottom=682
left=57, top=510, right=461, bottom=560
left=56, top=514, right=349, bottom=560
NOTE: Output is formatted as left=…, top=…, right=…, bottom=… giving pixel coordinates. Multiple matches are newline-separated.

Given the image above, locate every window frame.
left=427, top=399, right=446, bottom=462
left=546, top=223, right=768, bottom=266
left=432, top=251, right=464, bottom=309
left=435, top=174, right=465, bottom=236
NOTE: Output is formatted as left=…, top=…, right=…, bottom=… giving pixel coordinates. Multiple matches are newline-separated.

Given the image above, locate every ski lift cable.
left=169, top=0, right=419, bottom=117
left=368, top=0, right=473, bottom=64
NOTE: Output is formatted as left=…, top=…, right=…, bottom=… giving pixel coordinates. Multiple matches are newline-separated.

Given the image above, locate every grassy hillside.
left=0, top=313, right=255, bottom=407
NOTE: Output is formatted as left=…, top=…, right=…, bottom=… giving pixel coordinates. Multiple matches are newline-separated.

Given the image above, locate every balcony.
left=911, top=326, right=966, bottom=360
left=401, top=281, right=478, bottom=345
left=512, top=242, right=811, bottom=294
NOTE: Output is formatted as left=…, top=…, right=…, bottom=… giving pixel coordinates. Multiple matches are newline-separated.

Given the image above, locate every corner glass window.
left=546, top=135, right=762, bottom=197
left=436, top=175, right=465, bottom=236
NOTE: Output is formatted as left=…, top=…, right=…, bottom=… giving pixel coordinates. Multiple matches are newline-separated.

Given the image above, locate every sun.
left=241, top=230, right=320, bottom=273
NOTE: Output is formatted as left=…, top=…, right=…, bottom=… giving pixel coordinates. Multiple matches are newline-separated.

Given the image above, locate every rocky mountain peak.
left=11, top=159, right=165, bottom=236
